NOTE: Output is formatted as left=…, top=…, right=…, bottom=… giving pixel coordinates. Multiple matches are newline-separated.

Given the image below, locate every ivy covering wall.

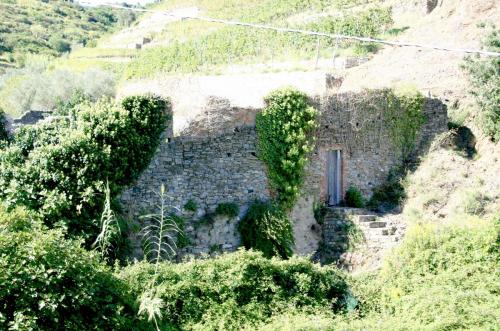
left=239, top=88, right=318, bottom=259
left=383, top=88, right=426, bottom=161
left=256, top=88, right=318, bottom=210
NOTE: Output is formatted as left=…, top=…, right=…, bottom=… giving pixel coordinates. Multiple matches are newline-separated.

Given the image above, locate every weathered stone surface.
left=303, top=93, right=448, bottom=200
left=119, top=92, right=447, bottom=259
left=289, top=196, right=322, bottom=256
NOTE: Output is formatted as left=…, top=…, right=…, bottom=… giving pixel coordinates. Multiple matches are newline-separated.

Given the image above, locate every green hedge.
left=0, top=95, right=170, bottom=240
left=119, top=249, right=349, bottom=330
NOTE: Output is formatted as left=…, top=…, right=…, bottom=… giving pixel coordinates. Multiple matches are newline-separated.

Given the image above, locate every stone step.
left=355, top=215, right=377, bottom=222
left=367, top=221, right=387, bottom=228
left=324, top=207, right=370, bottom=218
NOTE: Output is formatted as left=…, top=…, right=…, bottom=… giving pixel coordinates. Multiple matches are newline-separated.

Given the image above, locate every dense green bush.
left=249, top=215, right=500, bottom=330
left=48, top=36, right=71, bottom=54
left=256, top=88, right=318, bottom=210
left=0, top=95, right=170, bottom=240
left=238, top=200, right=294, bottom=259
left=462, top=30, right=500, bottom=141
left=0, top=207, right=140, bottom=330
left=344, top=187, right=365, bottom=208
left=119, top=250, right=349, bottom=330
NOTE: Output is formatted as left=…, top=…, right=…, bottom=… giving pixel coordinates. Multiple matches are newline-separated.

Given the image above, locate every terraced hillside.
left=62, top=0, right=397, bottom=77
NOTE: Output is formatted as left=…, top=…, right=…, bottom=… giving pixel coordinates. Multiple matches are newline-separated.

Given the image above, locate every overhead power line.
left=82, top=2, right=500, bottom=57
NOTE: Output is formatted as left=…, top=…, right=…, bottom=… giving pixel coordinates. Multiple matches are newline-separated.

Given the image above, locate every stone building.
left=119, top=89, right=447, bottom=257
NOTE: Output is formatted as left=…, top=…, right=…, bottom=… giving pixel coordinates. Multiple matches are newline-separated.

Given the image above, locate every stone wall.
left=302, top=93, right=448, bottom=200
left=120, top=126, right=269, bottom=217
left=119, top=91, right=447, bottom=258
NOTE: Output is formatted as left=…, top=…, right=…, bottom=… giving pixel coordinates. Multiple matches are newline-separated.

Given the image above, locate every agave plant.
left=138, top=290, right=165, bottom=331
left=138, top=184, right=182, bottom=330
left=93, top=181, right=120, bottom=260
left=140, top=184, right=181, bottom=270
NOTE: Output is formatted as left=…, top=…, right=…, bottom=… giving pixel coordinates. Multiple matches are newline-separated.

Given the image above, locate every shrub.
left=48, top=36, right=71, bottom=54
left=341, top=216, right=500, bottom=330
left=183, top=199, right=197, bottom=212
left=367, top=167, right=406, bottom=212
left=119, top=250, right=349, bottom=330
left=215, top=202, right=240, bottom=218
left=0, top=95, right=170, bottom=240
left=0, top=209, right=140, bottom=330
left=344, top=187, right=365, bottom=208
left=238, top=200, right=294, bottom=259
left=313, top=200, right=328, bottom=225
left=256, top=88, right=318, bottom=210
left=0, top=108, right=9, bottom=142
left=462, top=30, right=500, bottom=141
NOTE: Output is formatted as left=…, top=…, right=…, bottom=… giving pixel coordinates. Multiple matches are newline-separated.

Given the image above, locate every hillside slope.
left=0, top=0, right=136, bottom=69
left=341, top=0, right=499, bottom=99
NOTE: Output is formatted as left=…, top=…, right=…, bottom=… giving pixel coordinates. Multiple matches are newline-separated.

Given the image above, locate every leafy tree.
left=0, top=95, right=170, bottom=240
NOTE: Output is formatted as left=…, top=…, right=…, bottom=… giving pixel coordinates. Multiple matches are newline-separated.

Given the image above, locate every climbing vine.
left=384, top=89, right=426, bottom=161
left=256, top=87, right=318, bottom=210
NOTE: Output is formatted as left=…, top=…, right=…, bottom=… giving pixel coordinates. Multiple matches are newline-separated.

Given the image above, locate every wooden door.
left=327, top=150, right=342, bottom=206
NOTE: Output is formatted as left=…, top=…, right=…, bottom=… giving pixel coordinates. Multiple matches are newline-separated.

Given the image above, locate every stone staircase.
left=321, top=207, right=406, bottom=272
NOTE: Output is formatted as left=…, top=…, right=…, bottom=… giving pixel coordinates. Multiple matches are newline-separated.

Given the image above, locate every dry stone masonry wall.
left=119, top=91, right=447, bottom=258
left=120, top=126, right=269, bottom=217
left=303, top=93, right=448, bottom=200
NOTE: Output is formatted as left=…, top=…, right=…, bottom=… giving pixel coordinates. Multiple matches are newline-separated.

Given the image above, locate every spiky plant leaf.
left=92, top=181, right=120, bottom=260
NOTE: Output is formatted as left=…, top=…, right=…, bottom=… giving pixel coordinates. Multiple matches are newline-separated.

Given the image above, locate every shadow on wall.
left=178, top=96, right=260, bottom=137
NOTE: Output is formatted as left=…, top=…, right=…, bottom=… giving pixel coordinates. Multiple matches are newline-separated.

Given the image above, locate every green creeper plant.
left=256, top=88, right=318, bottom=210
left=384, top=89, right=426, bottom=162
